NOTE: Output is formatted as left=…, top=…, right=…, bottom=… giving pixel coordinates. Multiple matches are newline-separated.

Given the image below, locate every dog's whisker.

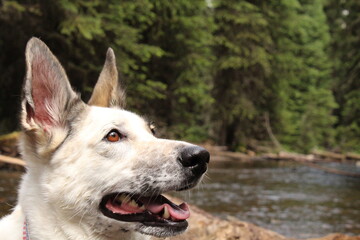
left=3, top=202, right=15, bottom=208
left=66, top=208, right=83, bottom=221
left=78, top=209, right=88, bottom=228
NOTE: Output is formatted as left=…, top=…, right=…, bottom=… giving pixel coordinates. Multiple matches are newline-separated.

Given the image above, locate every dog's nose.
left=178, top=146, right=210, bottom=175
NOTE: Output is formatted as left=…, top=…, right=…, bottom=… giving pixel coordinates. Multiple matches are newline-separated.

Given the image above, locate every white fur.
left=0, top=106, right=201, bottom=240
left=0, top=38, right=207, bottom=239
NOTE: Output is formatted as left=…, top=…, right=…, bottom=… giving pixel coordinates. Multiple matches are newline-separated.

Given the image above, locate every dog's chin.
left=99, top=192, right=190, bottom=237
left=136, top=222, right=188, bottom=238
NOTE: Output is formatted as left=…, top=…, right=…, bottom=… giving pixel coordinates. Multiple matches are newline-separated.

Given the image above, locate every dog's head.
left=19, top=38, right=209, bottom=238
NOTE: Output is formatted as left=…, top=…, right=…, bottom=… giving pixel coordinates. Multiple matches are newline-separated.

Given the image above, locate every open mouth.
left=99, top=193, right=190, bottom=229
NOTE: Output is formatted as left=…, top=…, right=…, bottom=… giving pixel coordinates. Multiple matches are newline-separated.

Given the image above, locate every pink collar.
left=23, top=219, right=30, bottom=240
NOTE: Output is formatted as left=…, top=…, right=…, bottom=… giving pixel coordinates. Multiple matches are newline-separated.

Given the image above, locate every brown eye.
left=149, top=122, right=156, bottom=135
left=106, top=130, right=122, bottom=142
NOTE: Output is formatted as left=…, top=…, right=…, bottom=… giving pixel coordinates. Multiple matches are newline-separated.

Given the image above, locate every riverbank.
left=202, top=144, right=360, bottom=163
left=156, top=196, right=359, bottom=240
left=1, top=132, right=360, bottom=169
left=0, top=133, right=360, bottom=239
left=201, top=144, right=360, bottom=178
left=0, top=171, right=358, bottom=240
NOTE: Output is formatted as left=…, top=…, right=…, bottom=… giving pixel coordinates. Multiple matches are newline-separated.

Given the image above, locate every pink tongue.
left=146, top=202, right=190, bottom=221
left=106, top=200, right=144, bottom=214
left=106, top=195, right=191, bottom=221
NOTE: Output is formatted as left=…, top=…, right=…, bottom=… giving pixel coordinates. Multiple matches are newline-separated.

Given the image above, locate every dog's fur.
left=0, top=38, right=209, bottom=240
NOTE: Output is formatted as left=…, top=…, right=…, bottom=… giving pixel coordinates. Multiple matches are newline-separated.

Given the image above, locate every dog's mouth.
left=99, top=192, right=189, bottom=229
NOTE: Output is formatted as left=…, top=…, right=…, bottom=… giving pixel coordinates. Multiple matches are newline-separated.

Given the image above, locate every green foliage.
left=141, top=0, right=215, bottom=140
left=325, top=0, right=360, bottom=152
left=169, top=124, right=209, bottom=144
left=209, top=0, right=338, bottom=152
left=212, top=0, right=273, bottom=149
left=0, top=0, right=357, bottom=152
left=262, top=0, right=337, bottom=152
left=0, top=0, right=214, bottom=142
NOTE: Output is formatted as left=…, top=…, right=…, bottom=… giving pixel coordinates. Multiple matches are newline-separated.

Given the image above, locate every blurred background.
left=0, top=0, right=359, bottom=238
left=1, top=0, right=360, bottom=153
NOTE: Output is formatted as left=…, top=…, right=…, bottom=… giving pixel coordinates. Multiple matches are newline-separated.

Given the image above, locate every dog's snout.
left=178, top=146, right=210, bottom=174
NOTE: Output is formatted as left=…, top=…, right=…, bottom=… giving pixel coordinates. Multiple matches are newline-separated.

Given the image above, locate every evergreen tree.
left=0, top=0, right=215, bottom=142
left=326, top=0, right=360, bottom=152
left=264, top=0, right=337, bottom=152
left=212, top=0, right=273, bottom=150
left=142, top=0, right=215, bottom=142
left=0, top=0, right=163, bottom=133
left=0, top=0, right=353, bottom=153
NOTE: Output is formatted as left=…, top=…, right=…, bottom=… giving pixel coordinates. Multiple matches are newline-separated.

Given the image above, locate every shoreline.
left=156, top=196, right=360, bottom=240
left=0, top=134, right=359, bottom=239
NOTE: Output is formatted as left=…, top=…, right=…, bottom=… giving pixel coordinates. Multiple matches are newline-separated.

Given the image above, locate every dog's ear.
left=88, top=48, right=125, bottom=108
left=22, top=37, right=82, bottom=131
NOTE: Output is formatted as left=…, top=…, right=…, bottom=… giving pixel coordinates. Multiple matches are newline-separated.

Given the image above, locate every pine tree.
left=0, top=0, right=163, bottom=133
left=264, top=0, right=337, bottom=152
left=212, top=0, right=273, bottom=150
left=325, top=0, right=360, bottom=152
left=141, top=0, right=215, bottom=142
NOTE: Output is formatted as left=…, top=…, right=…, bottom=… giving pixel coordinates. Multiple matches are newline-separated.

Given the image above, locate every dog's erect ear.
left=22, top=37, right=81, bottom=131
left=88, top=48, right=125, bottom=108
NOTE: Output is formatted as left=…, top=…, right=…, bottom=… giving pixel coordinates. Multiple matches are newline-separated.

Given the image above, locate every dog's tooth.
left=139, top=205, right=145, bottom=211
left=163, top=206, right=170, bottom=219
left=117, top=194, right=129, bottom=203
left=129, top=200, right=139, bottom=208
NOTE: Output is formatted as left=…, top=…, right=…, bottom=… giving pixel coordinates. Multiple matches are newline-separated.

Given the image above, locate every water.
left=0, top=161, right=360, bottom=238
left=175, top=161, right=360, bottom=239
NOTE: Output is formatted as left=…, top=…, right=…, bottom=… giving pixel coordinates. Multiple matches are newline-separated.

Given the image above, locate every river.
left=0, top=160, right=359, bottom=238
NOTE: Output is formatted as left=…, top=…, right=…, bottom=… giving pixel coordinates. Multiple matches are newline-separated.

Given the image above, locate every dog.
left=0, top=37, right=209, bottom=240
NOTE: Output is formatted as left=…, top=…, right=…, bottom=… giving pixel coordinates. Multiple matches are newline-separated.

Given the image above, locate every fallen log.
left=260, top=152, right=360, bottom=178
left=212, top=150, right=249, bottom=160
left=346, top=152, right=360, bottom=161
left=312, top=150, right=345, bottom=161
left=0, top=131, right=20, bottom=142
left=0, top=155, right=25, bottom=167
left=0, top=131, right=20, bottom=157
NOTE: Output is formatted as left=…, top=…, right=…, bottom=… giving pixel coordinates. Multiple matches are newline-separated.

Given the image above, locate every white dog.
left=0, top=38, right=209, bottom=240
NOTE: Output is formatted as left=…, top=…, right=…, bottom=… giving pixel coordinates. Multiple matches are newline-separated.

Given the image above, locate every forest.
left=0, top=0, right=359, bottom=153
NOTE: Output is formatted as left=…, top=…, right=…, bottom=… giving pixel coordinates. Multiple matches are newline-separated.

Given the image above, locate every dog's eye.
left=149, top=123, right=156, bottom=136
left=105, top=130, right=122, bottom=142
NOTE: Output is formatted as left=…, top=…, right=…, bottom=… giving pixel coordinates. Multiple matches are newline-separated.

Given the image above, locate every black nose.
left=178, top=146, right=210, bottom=175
